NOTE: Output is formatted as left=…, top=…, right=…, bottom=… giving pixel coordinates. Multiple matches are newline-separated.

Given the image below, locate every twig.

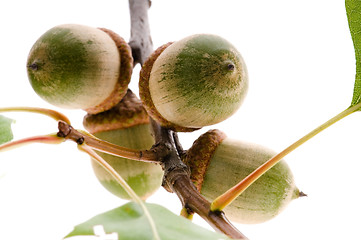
left=150, top=119, right=247, bottom=239
left=172, top=131, right=187, bottom=158
left=128, top=1, right=247, bottom=238
left=0, top=134, right=63, bottom=152
left=57, top=120, right=158, bottom=163
left=0, top=107, right=70, bottom=124
left=128, top=0, right=153, bottom=65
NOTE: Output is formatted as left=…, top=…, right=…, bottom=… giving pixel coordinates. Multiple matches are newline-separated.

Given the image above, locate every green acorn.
left=139, top=34, right=248, bottom=132
left=184, top=130, right=303, bottom=224
left=83, top=90, right=163, bottom=200
left=27, top=24, right=133, bottom=114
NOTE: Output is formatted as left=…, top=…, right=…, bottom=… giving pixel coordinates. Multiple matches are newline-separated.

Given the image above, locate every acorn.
left=184, top=130, right=302, bottom=224
left=83, top=90, right=164, bottom=200
left=139, top=34, right=248, bottom=132
left=27, top=24, right=133, bottom=114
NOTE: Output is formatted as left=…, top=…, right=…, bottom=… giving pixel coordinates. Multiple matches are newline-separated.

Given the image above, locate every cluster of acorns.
left=26, top=24, right=302, bottom=224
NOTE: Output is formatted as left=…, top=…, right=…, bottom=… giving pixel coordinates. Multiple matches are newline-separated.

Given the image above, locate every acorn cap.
left=139, top=42, right=200, bottom=132
left=183, top=129, right=226, bottom=191
left=185, top=129, right=302, bottom=224
left=84, top=28, right=134, bottom=114
left=83, top=89, right=149, bottom=134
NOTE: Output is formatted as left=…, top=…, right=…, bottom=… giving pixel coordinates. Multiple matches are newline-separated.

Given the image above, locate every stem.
left=78, top=144, right=160, bottom=240
left=211, top=102, right=361, bottom=212
left=151, top=119, right=248, bottom=239
left=0, top=134, right=64, bottom=152
left=128, top=0, right=153, bottom=65
left=57, top=121, right=158, bottom=163
left=128, top=0, right=247, bottom=238
left=0, top=107, right=71, bottom=124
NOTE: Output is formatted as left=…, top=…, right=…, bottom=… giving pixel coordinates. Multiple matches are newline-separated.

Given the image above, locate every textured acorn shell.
left=139, top=34, right=248, bottom=131
left=185, top=130, right=299, bottom=224
left=27, top=24, right=133, bottom=114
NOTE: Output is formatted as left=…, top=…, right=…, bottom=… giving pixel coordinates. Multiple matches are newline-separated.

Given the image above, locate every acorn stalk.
left=184, top=130, right=302, bottom=224
left=83, top=90, right=163, bottom=200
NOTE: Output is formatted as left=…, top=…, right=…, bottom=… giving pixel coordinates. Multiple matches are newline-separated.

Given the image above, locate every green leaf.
left=346, top=0, right=361, bottom=108
left=0, top=115, right=14, bottom=144
left=65, top=202, right=231, bottom=240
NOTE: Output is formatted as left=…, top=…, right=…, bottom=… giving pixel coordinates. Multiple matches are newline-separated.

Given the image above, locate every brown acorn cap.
left=183, top=129, right=227, bottom=192
left=84, top=28, right=133, bottom=114
left=139, top=42, right=200, bottom=132
left=83, top=89, right=149, bottom=134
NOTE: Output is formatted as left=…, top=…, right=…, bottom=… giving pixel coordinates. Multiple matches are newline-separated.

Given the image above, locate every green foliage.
left=65, top=202, right=231, bottom=240
left=346, top=0, right=361, bottom=108
left=0, top=115, right=14, bottom=144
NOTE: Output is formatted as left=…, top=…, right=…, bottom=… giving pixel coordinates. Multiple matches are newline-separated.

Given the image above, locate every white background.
left=0, top=1, right=360, bottom=239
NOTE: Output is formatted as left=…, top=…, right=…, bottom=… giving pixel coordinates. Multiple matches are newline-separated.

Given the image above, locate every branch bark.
left=128, top=0, right=247, bottom=239
left=128, top=0, right=153, bottom=65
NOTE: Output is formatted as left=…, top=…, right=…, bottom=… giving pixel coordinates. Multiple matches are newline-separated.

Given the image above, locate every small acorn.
left=184, top=130, right=303, bottom=224
left=139, top=34, right=248, bottom=132
left=83, top=90, right=164, bottom=200
left=27, top=24, right=133, bottom=114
